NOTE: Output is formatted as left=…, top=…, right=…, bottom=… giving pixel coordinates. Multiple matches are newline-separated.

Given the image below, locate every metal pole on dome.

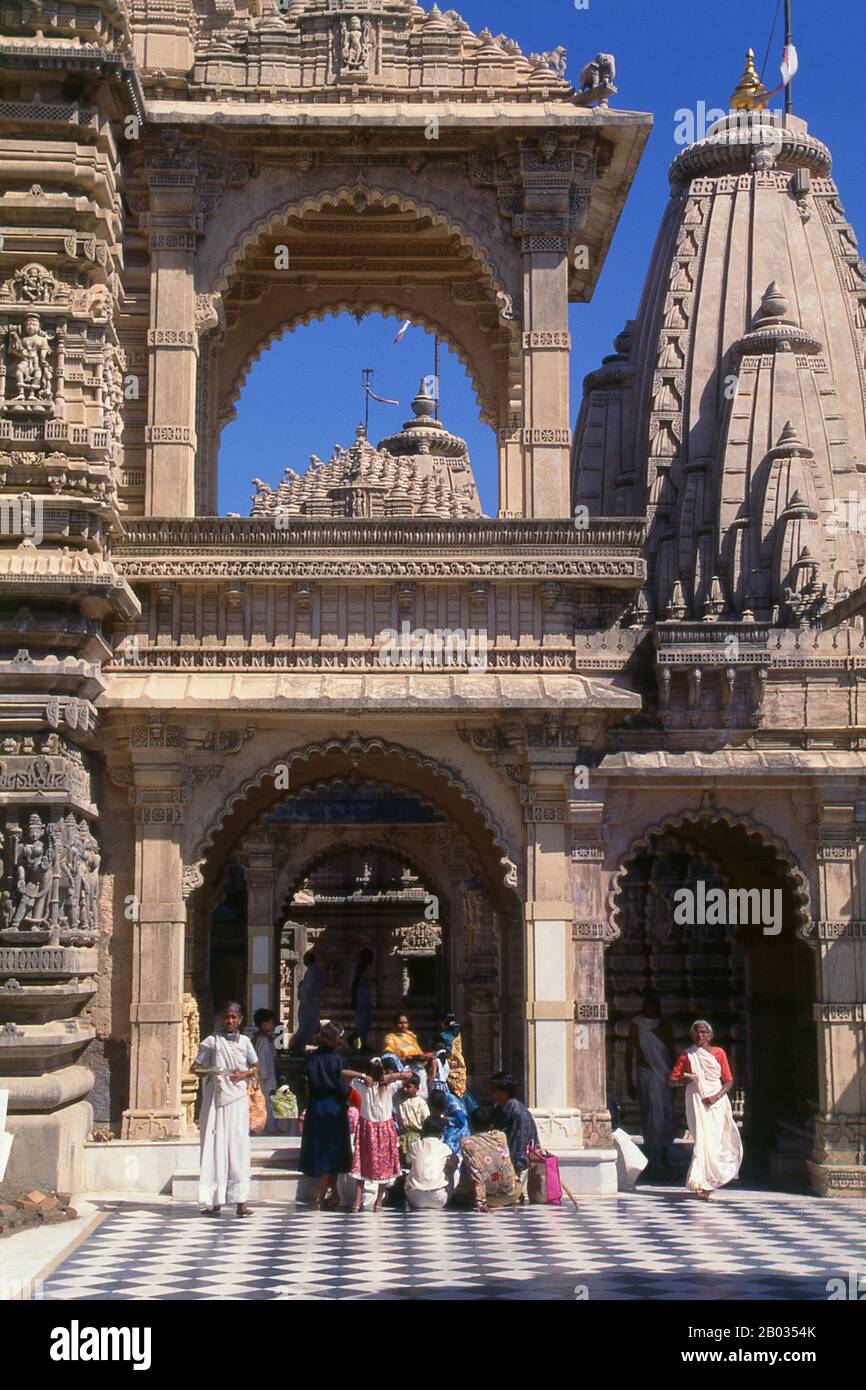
left=784, top=0, right=793, bottom=114
left=363, top=366, right=374, bottom=433
left=434, top=335, right=440, bottom=415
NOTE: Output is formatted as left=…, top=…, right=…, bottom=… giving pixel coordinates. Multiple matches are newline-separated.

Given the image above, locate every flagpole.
left=434, top=335, right=440, bottom=415
left=363, top=366, right=373, bottom=432
left=784, top=0, right=793, bottom=114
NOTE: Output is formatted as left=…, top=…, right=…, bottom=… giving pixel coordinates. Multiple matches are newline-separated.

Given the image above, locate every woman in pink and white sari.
left=670, top=1020, right=742, bottom=1200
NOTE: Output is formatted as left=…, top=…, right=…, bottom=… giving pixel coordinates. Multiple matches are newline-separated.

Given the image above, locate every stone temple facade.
left=0, top=2, right=864, bottom=1200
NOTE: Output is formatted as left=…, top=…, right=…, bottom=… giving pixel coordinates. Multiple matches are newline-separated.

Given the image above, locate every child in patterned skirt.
left=353, top=1058, right=404, bottom=1212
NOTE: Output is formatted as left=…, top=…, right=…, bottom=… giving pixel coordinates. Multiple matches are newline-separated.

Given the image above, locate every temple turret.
left=572, top=85, right=866, bottom=625
left=251, top=380, right=483, bottom=520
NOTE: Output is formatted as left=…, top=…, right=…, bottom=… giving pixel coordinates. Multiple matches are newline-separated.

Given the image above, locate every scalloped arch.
left=222, top=302, right=506, bottom=431
left=189, top=736, right=522, bottom=894
left=213, top=186, right=505, bottom=299
left=606, top=807, right=812, bottom=937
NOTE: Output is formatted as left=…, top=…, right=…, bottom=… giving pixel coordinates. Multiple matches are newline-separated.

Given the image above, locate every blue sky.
left=219, top=0, right=866, bottom=517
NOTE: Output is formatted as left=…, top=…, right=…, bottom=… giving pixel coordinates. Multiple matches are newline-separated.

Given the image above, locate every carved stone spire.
left=571, top=99, right=866, bottom=627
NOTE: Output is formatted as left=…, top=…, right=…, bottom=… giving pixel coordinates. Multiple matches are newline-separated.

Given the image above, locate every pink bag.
left=527, top=1146, right=562, bottom=1205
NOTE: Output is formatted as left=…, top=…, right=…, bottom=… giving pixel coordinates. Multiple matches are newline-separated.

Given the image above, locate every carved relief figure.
left=5, top=315, right=53, bottom=410
left=341, top=15, right=373, bottom=72
left=11, top=813, right=53, bottom=928
left=78, top=818, right=101, bottom=932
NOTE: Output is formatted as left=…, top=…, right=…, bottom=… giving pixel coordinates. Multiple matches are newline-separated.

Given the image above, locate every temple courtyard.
left=6, top=1187, right=864, bottom=1302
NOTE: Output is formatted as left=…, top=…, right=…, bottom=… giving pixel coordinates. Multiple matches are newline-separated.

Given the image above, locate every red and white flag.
left=780, top=43, right=799, bottom=86
left=394, top=319, right=412, bottom=343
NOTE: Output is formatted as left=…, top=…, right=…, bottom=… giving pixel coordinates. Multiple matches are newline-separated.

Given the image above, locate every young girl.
left=353, top=1057, right=405, bottom=1212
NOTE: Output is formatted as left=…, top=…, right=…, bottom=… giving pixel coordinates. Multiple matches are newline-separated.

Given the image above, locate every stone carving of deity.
left=78, top=819, right=101, bottom=932
left=102, top=341, right=126, bottom=444
left=5, top=314, right=53, bottom=411
left=12, top=812, right=53, bottom=929
left=61, top=813, right=85, bottom=931
left=341, top=15, right=373, bottom=72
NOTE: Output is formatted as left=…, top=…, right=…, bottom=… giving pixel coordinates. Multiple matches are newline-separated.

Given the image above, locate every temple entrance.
left=279, top=845, right=446, bottom=1049
left=188, top=762, right=524, bottom=1096
left=607, top=818, right=818, bottom=1182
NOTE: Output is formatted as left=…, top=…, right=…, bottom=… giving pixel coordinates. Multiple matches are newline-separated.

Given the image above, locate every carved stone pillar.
left=121, top=725, right=188, bottom=1139
left=241, top=828, right=276, bottom=1020
left=518, top=240, right=572, bottom=518
left=143, top=180, right=200, bottom=517
left=522, top=776, right=576, bottom=1125
left=461, top=884, right=501, bottom=1093
left=806, top=784, right=866, bottom=1196
left=194, top=295, right=225, bottom=515
left=570, top=795, right=615, bottom=1148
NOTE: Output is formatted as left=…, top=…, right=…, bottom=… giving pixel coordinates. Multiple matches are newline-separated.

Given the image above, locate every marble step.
left=171, top=1165, right=308, bottom=1202
left=171, top=1134, right=313, bottom=1202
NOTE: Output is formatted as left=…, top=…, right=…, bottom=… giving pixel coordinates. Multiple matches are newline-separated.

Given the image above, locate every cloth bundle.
left=270, top=1085, right=299, bottom=1120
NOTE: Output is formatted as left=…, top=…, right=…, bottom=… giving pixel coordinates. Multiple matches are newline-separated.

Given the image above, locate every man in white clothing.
left=192, top=1001, right=259, bottom=1217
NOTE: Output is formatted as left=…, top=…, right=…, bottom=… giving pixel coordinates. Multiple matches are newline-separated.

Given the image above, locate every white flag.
left=780, top=43, right=799, bottom=85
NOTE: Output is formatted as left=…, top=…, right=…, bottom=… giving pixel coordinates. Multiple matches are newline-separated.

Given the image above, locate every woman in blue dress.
left=299, top=1023, right=369, bottom=1209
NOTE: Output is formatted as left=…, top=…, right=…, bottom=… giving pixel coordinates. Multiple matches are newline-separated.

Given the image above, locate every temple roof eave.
left=99, top=672, right=642, bottom=714
left=144, top=100, right=653, bottom=131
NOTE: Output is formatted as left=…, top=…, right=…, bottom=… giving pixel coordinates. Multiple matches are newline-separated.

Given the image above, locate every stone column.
left=569, top=794, right=615, bottom=1149
left=807, top=783, right=866, bottom=1196
left=121, top=725, right=188, bottom=1139
left=143, top=182, right=200, bottom=517
left=522, top=776, right=577, bottom=1126
left=241, top=829, right=276, bottom=1020
left=497, top=423, right=525, bottom=518
left=519, top=249, right=572, bottom=519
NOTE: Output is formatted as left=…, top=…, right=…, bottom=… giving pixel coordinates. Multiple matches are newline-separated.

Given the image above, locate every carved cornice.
left=116, top=516, right=644, bottom=549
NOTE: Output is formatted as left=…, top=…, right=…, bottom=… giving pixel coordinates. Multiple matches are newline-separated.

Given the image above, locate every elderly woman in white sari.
left=670, top=1019, right=742, bottom=1200
left=192, top=1001, right=259, bottom=1217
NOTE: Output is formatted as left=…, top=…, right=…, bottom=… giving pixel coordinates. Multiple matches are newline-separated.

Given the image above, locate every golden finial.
left=730, top=48, right=768, bottom=111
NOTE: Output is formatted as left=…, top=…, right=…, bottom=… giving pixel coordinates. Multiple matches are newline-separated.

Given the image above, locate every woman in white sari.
left=192, top=1001, right=259, bottom=1217
left=670, top=1019, right=742, bottom=1200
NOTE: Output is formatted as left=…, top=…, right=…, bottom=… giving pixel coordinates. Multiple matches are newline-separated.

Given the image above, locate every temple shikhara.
left=1, top=1, right=865, bottom=1204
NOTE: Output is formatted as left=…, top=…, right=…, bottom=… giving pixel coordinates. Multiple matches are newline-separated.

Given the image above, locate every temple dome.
left=572, top=102, right=866, bottom=624
left=250, top=382, right=482, bottom=520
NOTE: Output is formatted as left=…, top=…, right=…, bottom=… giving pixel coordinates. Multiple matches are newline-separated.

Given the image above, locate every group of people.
left=299, top=1013, right=539, bottom=1214
left=624, top=991, right=743, bottom=1199
left=190, top=987, right=744, bottom=1217
left=191, top=999, right=539, bottom=1216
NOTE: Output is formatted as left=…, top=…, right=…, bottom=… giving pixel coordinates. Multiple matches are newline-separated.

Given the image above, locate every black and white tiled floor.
left=41, top=1189, right=866, bottom=1301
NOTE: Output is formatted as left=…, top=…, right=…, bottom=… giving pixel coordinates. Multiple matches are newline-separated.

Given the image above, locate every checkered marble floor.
left=40, top=1189, right=866, bottom=1301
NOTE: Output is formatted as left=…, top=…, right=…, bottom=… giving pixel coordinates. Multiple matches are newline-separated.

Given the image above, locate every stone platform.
left=82, top=1135, right=620, bottom=1200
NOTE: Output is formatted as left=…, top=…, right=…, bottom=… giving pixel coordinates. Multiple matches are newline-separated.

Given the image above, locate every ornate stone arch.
left=208, top=186, right=515, bottom=303
left=193, top=182, right=524, bottom=512
left=187, top=734, right=522, bottom=897
left=222, top=302, right=507, bottom=433
left=606, top=806, right=813, bottom=939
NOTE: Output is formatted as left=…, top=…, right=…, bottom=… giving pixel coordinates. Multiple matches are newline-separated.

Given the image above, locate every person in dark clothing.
left=489, top=1072, right=539, bottom=1189
left=299, top=1021, right=370, bottom=1209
